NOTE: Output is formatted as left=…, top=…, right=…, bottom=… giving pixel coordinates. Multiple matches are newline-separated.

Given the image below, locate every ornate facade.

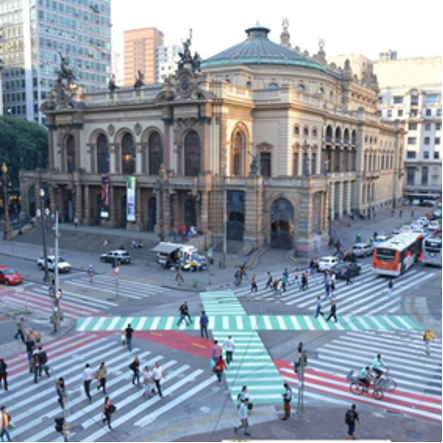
left=20, top=25, right=405, bottom=254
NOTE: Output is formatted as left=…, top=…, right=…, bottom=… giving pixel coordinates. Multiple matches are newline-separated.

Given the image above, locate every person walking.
left=281, top=382, right=293, bottom=420
left=292, top=268, right=300, bottom=287
left=237, top=386, right=249, bottom=405
left=387, top=279, right=394, bottom=297
left=223, top=336, right=235, bottom=365
left=211, top=340, right=222, bottom=364
left=310, top=266, right=318, bottom=284
left=301, top=271, right=309, bottom=291
left=250, top=275, right=258, bottom=295
left=345, top=264, right=353, bottom=286
left=315, top=297, right=324, bottom=318
left=265, top=271, right=273, bottom=290
left=177, top=302, right=190, bottom=327
left=330, top=272, right=336, bottom=295
left=25, top=335, right=35, bottom=366
left=142, top=365, right=155, bottom=398
left=214, top=356, right=228, bottom=384
left=130, top=355, right=141, bottom=386
left=83, top=363, right=93, bottom=402
left=102, top=397, right=115, bottom=430
left=153, top=362, right=166, bottom=399
left=345, top=404, right=361, bottom=440
left=325, top=281, right=332, bottom=300
left=14, top=317, right=26, bottom=343
left=37, top=346, right=50, bottom=378
left=55, top=377, right=66, bottom=409
left=326, top=301, right=338, bottom=323
left=183, top=301, right=193, bottom=325
left=199, top=311, right=209, bottom=339
left=1, top=406, right=12, bottom=442
left=31, top=352, right=40, bottom=384
left=281, top=272, right=288, bottom=293
left=88, top=264, right=95, bottom=284
left=423, top=329, right=435, bottom=355
left=96, top=362, right=107, bottom=394
left=0, top=359, right=8, bottom=391
left=234, top=399, right=251, bottom=437
left=124, top=323, right=134, bottom=352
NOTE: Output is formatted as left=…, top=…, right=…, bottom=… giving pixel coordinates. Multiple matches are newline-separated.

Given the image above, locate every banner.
left=126, top=176, right=136, bottom=222
left=100, top=175, right=110, bottom=219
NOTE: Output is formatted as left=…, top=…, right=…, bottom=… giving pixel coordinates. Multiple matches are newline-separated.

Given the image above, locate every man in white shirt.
left=153, top=362, right=166, bottom=399
left=83, top=363, right=93, bottom=402
left=234, top=399, right=251, bottom=436
left=223, top=335, right=235, bottom=365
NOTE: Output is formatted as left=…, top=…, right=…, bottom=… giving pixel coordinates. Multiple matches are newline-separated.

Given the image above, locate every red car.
left=0, top=266, right=24, bottom=285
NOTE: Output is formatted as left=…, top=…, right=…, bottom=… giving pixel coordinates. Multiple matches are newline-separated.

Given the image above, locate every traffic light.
left=54, top=417, right=64, bottom=433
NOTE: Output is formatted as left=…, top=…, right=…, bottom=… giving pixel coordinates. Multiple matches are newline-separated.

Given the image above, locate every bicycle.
left=347, top=370, right=385, bottom=400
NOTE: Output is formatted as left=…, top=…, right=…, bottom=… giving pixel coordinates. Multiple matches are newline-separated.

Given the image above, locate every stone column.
left=136, top=144, right=143, bottom=175
left=48, top=126, right=55, bottom=170
left=199, top=191, right=209, bottom=234
left=49, top=185, right=58, bottom=216
left=109, top=144, right=116, bottom=174
left=74, top=127, right=81, bottom=170
left=346, top=182, right=352, bottom=214
left=84, top=185, right=92, bottom=225
left=135, top=186, right=143, bottom=230
left=74, top=183, right=83, bottom=222
left=162, top=189, right=171, bottom=237
left=201, top=119, right=210, bottom=173
left=335, top=181, right=343, bottom=218
left=329, top=182, right=335, bottom=220
left=109, top=185, right=118, bottom=227
left=244, top=175, right=265, bottom=249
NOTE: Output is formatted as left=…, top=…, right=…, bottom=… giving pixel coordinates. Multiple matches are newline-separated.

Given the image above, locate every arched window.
left=148, top=132, right=163, bottom=176
left=246, top=81, right=252, bottom=88
left=343, top=128, right=350, bottom=144
left=121, top=133, right=136, bottom=175
left=268, top=83, right=278, bottom=90
left=351, top=130, right=357, bottom=144
left=260, top=152, right=272, bottom=177
left=294, top=125, right=300, bottom=136
left=66, top=135, right=75, bottom=173
left=303, top=126, right=309, bottom=137
left=326, top=125, right=333, bottom=142
left=297, top=84, right=306, bottom=92
left=97, top=134, right=109, bottom=174
left=335, top=127, right=342, bottom=143
left=232, top=131, right=245, bottom=177
left=184, top=130, right=200, bottom=176
left=312, top=128, right=318, bottom=138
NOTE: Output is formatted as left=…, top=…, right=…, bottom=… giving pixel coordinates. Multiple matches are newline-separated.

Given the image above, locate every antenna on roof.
left=189, top=28, right=193, bottom=42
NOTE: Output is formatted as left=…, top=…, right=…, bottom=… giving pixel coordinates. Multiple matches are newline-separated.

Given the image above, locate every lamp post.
left=155, top=164, right=168, bottom=242
left=324, top=160, right=332, bottom=238
left=39, top=188, right=50, bottom=283
left=1, top=163, right=12, bottom=241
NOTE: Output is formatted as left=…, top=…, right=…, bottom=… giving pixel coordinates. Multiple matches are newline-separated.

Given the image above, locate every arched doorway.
left=271, top=198, right=294, bottom=249
left=184, top=199, right=197, bottom=230
left=147, top=196, right=157, bottom=232
left=227, top=190, right=245, bottom=241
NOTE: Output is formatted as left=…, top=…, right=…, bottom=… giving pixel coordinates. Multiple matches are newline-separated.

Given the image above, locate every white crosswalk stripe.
left=5, top=335, right=216, bottom=442
left=234, top=265, right=436, bottom=315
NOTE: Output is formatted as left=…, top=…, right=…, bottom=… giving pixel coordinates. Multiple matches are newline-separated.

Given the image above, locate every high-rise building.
left=0, top=0, right=112, bottom=125
left=156, top=44, right=180, bottom=82
left=123, top=27, right=164, bottom=86
left=0, top=58, right=4, bottom=115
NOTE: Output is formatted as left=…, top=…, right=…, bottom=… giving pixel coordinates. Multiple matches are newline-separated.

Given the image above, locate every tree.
left=0, top=117, right=48, bottom=187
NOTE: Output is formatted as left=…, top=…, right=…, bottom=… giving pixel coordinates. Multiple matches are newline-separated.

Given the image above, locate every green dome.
left=202, top=25, right=328, bottom=72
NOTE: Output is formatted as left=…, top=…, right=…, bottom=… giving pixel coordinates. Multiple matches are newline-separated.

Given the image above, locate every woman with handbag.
left=142, top=365, right=155, bottom=398
left=129, top=355, right=140, bottom=386
left=96, top=362, right=107, bottom=395
left=102, top=397, right=115, bottom=430
left=1, top=406, right=13, bottom=442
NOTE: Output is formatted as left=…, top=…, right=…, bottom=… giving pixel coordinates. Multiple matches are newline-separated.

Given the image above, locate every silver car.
left=352, top=243, right=373, bottom=257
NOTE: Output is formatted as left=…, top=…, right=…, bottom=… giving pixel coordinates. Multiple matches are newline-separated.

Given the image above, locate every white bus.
left=422, top=231, right=442, bottom=267
left=372, top=232, right=423, bottom=277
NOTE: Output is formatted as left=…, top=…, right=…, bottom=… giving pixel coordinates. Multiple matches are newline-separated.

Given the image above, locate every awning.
left=150, top=243, right=181, bottom=254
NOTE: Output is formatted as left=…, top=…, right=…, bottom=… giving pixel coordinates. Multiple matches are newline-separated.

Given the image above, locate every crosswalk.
left=0, top=284, right=118, bottom=320
left=275, top=330, right=442, bottom=423
left=61, top=273, right=169, bottom=300
left=2, top=332, right=215, bottom=442
left=234, top=264, right=436, bottom=315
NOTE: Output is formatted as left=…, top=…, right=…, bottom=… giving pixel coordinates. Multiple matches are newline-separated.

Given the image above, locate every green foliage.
left=0, top=116, right=48, bottom=186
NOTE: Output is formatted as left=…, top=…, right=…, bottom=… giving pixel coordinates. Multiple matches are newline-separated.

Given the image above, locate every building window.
left=398, top=109, right=403, bottom=117
left=406, top=167, right=415, bottom=186
left=66, top=135, right=76, bottom=173
left=378, top=96, right=383, bottom=104
left=232, top=131, right=245, bottom=177
left=410, top=110, right=418, bottom=117
left=422, top=167, right=429, bottom=186
left=426, top=109, right=432, bottom=117
left=311, top=152, right=317, bottom=175
left=426, top=94, right=440, bottom=104
left=393, top=96, right=403, bottom=104
left=297, top=84, right=305, bottom=92
left=184, top=130, right=201, bottom=176
left=408, top=122, right=417, bottom=130
left=122, top=133, right=136, bottom=175
left=268, top=83, right=278, bottom=90
left=411, top=95, right=419, bottom=105
left=387, top=110, right=392, bottom=118
left=436, top=123, right=441, bottom=130
left=97, top=134, right=109, bottom=174
left=148, top=132, right=163, bottom=176
left=246, top=81, right=252, bottom=88
left=425, top=123, right=431, bottom=131
left=260, top=152, right=272, bottom=177
left=293, top=152, right=299, bottom=176
left=294, top=125, right=300, bottom=136
left=303, top=127, right=309, bottom=137
left=424, top=137, right=430, bottom=145
left=312, top=128, right=318, bottom=138
left=434, top=152, right=440, bottom=160
left=406, top=151, right=416, bottom=159
left=407, top=137, right=416, bottom=145
left=424, top=151, right=430, bottom=159
left=436, top=137, right=441, bottom=145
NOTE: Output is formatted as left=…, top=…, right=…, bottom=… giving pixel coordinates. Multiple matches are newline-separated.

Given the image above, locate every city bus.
left=421, top=231, right=442, bottom=267
left=372, top=232, right=423, bottom=277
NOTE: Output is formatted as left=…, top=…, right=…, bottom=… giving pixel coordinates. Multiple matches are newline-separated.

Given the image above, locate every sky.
left=112, top=0, right=442, bottom=76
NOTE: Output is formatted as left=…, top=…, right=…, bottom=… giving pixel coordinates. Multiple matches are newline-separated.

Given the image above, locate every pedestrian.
left=102, top=397, right=115, bottom=430
left=423, top=328, right=435, bottom=355
left=281, top=273, right=288, bottom=293
left=292, top=268, right=300, bottom=286
left=25, top=335, right=35, bottom=366
left=301, top=271, right=309, bottom=291
left=130, top=355, right=141, bottom=385
left=177, top=302, right=190, bottom=327
left=411, top=209, right=415, bottom=218
left=281, top=382, right=293, bottom=420
left=214, top=356, right=228, bottom=384
left=326, top=300, right=338, bottom=323
left=183, top=301, right=193, bottom=324
left=37, top=346, right=50, bottom=378
left=276, top=278, right=283, bottom=297
left=373, top=231, right=378, bottom=240
left=272, top=278, right=279, bottom=296
left=331, top=272, right=336, bottom=294
left=387, top=279, right=394, bottom=297
left=345, top=404, right=361, bottom=440
left=200, top=310, right=209, bottom=339
left=265, top=271, right=273, bottom=289
left=345, top=264, right=353, bottom=285
left=223, top=335, right=235, bottom=365
left=153, top=361, right=166, bottom=399
left=325, top=281, right=331, bottom=300
left=0, top=359, right=8, bottom=391
left=315, top=297, right=324, bottom=318
left=83, top=363, right=93, bottom=402
left=1, top=406, right=12, bottom=442
left=310, top=265, right=318, bottom=284
left=55, top=377, right=66, bottom=409
left=250, top=275, right=258, bottom=294
left=211, top=340, right=222, bottom=363
left=237, top=386, right=249, bottom=404
left=124, top=323, right=134, bottom=352
left=74, top=216, right=79, bottom=228
left=88, top=264, right=95, bottom=284
left=31, top=352, right=40, bottom=383
left=399, top=209, right=403, bottom=218
left=181, top=224, right=187, bottom=242
left=234, top=399, right=251, bottom=437
left=95, top=362, right=107, bottom=394
left=142, top=365, right=156, bottom=398
left=14, top=317, right=26, bottom=343
left=175, top=268, right=185, bottom=283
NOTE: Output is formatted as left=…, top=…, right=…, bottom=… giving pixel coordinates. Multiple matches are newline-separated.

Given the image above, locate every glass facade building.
left=0, top=0, right=111, bottom=124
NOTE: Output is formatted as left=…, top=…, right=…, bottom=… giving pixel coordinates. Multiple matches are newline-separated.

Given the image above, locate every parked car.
left=352, top=243, right=374, bottom=258
left=331, top=262, right=362, bottom=279
left=427, top=220, right=441, bottom=231
left=100, top=250, right=132, bottom=265
left=0, top=266, right=24, bottom=285
left=416, top=217, right=429, bottom=226
left=37, top=256, right=71, bottom=273
left=318, top=256, right=341, bottom=272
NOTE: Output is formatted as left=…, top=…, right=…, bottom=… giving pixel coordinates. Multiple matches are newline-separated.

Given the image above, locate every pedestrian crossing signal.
left=54, top=417, right=64, bottom=433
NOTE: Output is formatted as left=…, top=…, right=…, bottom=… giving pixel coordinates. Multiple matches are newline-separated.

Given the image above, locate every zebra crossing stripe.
left=108, top=316, right=121, bottom=330
left=92, top=317, right=107, bottom=331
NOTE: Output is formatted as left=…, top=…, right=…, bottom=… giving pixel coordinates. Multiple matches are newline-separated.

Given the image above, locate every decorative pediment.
left=256, top=142, right=274, bottom=152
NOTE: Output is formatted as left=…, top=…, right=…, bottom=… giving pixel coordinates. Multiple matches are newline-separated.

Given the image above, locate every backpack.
left=345, top=410, right=354, bottom=425
left=107, top=404, right=116, bottom=414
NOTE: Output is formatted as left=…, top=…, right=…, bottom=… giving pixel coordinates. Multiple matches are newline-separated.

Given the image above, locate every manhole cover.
left=70, top=425, right=84, bottom=433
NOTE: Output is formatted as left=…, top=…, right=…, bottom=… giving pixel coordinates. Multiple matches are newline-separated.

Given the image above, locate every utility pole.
left=295, top=343, right=307, bottom=415
left=53, top=211, right=61, bottom=333
left=1, top=162, right=12, bottom=241
left=39, top=188, right=50, bottom=283
left=222, top=181, right=227, bottom=269
left=114, top=264, right=120, bottom=299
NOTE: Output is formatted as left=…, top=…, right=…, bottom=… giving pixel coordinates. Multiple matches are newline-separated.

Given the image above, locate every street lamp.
left=1, top=162, right=12, bottom=240
left=38, top=188, right=50, bottom=283
left=324, top=160, right=333, bottom=238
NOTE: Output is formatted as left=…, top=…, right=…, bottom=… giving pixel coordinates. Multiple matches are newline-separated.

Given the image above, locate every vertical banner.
left=126, top=176, right=136, bottom=222
left=100, top=174, right=110, bottom=219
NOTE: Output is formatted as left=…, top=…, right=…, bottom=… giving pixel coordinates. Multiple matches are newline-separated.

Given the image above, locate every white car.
left=318, top=256, right=341, bottom=272
left=415, top=217, right=429, bottom=227
left=411, top=225, right=425, bottom=234
left=37, top=256, right=71, bottom=273
left=400, top=225, right=413, bottom=233
left=427, top=221, right=441, bottom=231
left=352, top=243, right=374, bottom=257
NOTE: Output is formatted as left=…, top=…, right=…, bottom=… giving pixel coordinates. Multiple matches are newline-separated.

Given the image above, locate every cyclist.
left=88, top=264, right=95, bottom=284
left=371, top=354, right=387, bottom=383
left=358, top=366, right=372, bottom=390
